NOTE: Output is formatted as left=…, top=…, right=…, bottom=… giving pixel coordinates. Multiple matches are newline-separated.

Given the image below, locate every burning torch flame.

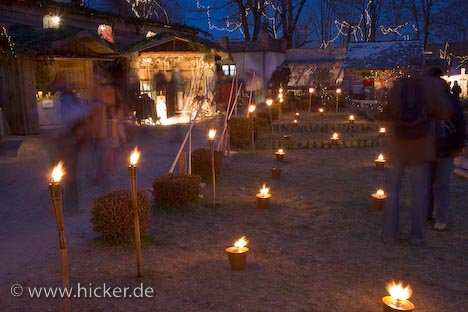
left=234, top=236, right=248, bottom=249
left=279, top=88, right=283, bottom=93
left=277, top=149, right=284, bottom=155
left=349, top=115, right=355, bottom=121
left=293, top=119, right=298, bottom=123
left=248, top=105, right=256, bottom=113
left=379, top=127, right=386, bottom=133
left=278, top=93, right=283, bottom=99
left=279, top=98, right=284, bottom=103
left=259, top=184, right=270, bottom=197
left=51, top=161, right=65, bottom=183
left=378, top=154, right=385, bottom=161
left=386, top=281, right=412, bottom=301
left=318, top=108, right=324, bottom=113
left=129, top=147, right=140, bottom=166
left=266, top=98, right=273, bottom=106
left=376, top=189, right=385, bottom=197
left=309, top=87, right=315, bottom=93
left=208, top=129, right=216, bottom=140
left=332, top=133, right=339, bottom=140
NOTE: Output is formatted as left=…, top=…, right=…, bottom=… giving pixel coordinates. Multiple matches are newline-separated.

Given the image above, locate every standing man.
left=383, top=68, right=453, bottom=245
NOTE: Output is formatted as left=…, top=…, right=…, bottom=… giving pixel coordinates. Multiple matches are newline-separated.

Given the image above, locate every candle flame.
left=293, top=119, right=298, bottom=123
left=331, top=132, right=339, bottom=140
left=129, top=147, right=140, bottom=165
left=208, top=129, right=216, bottom=140
left=234, top=236, right=248, bottom=249
left=266, top=98, right=273, bottom=106
left=51, top=161, right=65, bottom=183
left=379, top=127, right=386, bottom=133
left=277, top=148, right=284, bottom=155
left=259, top=184, right=270, bottom=197
left=386, top=281, right=412, bottom=301
left=376, top=189, right=385, bottom=197
left=349, top=115, right=355, bottom=120
left=378, top=154, right=385, bottom=161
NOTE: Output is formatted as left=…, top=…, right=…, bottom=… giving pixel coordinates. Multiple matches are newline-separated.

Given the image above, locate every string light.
left=0, top=27, right=15, bottom=58
left=125, top=0, right=169, bottom=23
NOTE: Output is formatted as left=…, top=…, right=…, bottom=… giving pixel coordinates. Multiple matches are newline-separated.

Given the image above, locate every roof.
left=285, top=48, right=345, bottom=64
left=8, top=24, right=119, bottom=58
left=128, top=32, right=222, bottom=53
left=343, top=41, right=424, bottom=70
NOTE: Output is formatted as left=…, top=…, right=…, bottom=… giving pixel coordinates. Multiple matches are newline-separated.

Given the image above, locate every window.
left=222, top=64, right=236, bottom=76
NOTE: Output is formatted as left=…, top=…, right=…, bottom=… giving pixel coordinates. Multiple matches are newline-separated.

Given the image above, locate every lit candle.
left=274, top=148, right=286, bottom=161
left=330, top=132, right=339, bottom=145
left=371, top=188, right=387, bottom=209
left=128, top=147, right=142, bottom=277
left=225, top=236, right=249, bottom=270
left=256, top=184, right=272, bottom=208
left=349, top=114, right=355, bottom=124
left=382, top=281, right=415, bottom=311
left=375, top=153, right=387, bottom=169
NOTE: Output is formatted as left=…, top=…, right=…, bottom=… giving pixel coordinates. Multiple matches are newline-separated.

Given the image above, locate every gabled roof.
left=343, top=41, right=424, bottom=70
left=9, top=24, right=119, bottom=58
left=285, top=48, right=345, bottom=64
left=128, top=32, right=222, bottom=53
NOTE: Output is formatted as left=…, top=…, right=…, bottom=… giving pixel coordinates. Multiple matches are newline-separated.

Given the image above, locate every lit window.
left=97, top=24, right=114, bottom=43
left=222, top=64, right=236, bottom=76
left=43, top=14, right=61, bottom=29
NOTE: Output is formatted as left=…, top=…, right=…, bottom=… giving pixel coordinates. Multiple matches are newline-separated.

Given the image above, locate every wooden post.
left=209, top=139, right=216, bottom=207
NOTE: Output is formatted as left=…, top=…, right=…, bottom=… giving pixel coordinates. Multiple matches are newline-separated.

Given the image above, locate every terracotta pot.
left=382, top=296, right=414, bottom=311
left=225, top=247, right=249, bottom=271
left=256, top=194, right=271, bottom=208
left=371, top=194, right=387, bottom=209
left=375, top=161, right=386, bottom=170
left=272, top=167, right=282, bottom=179
left=275, top=154, right=285, bottom=162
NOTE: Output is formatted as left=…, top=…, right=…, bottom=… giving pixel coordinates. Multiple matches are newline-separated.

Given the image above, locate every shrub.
left=152, top=173, right=201, bottom=208
left=91, top=189, right=152, bottom=244
left=191, top=148, right=223, bottom=182
left=229, top=117, right=251, bottom=149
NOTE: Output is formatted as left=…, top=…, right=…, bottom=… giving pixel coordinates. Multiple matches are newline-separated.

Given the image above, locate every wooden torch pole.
left=129, top=148, right=142, bottom=277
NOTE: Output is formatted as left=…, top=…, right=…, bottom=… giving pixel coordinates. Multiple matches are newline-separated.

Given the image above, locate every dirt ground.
left=1, top=117, right=467, bottom=312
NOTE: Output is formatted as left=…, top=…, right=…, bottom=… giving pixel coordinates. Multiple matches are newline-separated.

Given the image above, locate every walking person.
left=426, top=69, right=467, bottom=231
left=383, top=67, right=453, bottom=245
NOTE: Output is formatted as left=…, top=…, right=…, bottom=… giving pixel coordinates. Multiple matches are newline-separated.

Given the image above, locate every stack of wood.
left=453, top=147, right=468, bottom=179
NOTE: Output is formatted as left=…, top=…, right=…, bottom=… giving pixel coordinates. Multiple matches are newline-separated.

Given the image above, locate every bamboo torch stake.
left=49, top=162, right=70, bottom=312
left=208, top=129, right=217, bottom=207
left=129, top=147, right=142, bottom=277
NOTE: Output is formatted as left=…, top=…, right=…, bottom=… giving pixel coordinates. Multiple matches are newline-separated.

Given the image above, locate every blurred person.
left=383, top=66, right=453, bottom=245
left=426, top=68, right=467, bottom=231
left=49, top=72, right=89, bottom=213
left=91, top=70, right=116, bottom=184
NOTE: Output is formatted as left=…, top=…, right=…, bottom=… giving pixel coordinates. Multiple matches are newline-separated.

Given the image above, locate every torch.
left=129, top=147, right=143, bottom=277
left=208, top=129, right=217, bottom=207
left=266, top=98, right=274, bottom=148
left=48, top=161, right=70, bottom=312
left=308, top=87, right=315, bottom=112
left=248, top=104, right=256, bottom=153
left=335, top=88, right=342, bottom=113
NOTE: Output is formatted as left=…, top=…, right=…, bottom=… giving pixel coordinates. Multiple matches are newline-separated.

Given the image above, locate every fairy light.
left=125, top=0, right=169, bottom=23
left=0, top=27, right=15, bottom=58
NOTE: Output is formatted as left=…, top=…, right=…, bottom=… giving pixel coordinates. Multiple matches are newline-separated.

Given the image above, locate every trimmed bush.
left=153, top=173, right=201, bottom=208
left=191, top=148, right=223, bottom=182
left=229, top=117, right=251, bottom=149
left=91, top=189, right=152, bottom=244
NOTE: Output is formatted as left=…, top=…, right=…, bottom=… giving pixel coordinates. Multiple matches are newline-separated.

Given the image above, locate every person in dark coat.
left=451, top=80, right=462, bottom=100
left=426, top=68, right=467, bottom=231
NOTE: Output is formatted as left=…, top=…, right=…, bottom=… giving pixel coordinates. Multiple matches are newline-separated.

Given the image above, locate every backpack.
left=394, top=78, right=430, bottom=139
